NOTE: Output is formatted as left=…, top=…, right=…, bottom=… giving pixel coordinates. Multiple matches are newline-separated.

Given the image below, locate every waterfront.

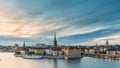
left=0, top=53, right=120, bottom=68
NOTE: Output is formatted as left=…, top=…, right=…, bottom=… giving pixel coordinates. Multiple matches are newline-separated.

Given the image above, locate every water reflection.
left=65, top=58, right=81, bottom=63
left=64, top=58, right=81, bottom=68
left=53, top=59, right=58, bottom=68
left=0, top=53, right=120, bottom=68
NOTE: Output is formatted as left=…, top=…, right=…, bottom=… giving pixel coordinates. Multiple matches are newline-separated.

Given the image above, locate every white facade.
left=29, top=49, right=34, bottom=52
left=46, top=49, right=52, bottom=55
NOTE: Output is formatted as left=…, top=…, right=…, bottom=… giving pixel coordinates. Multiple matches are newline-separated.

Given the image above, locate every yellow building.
left=52, top=50, right=63, bottom=56
left=34, top=48, right=46, bottom=55
left=0, top=49, right=4, bottom=52
left=63, top=46, right=81, bottom=56
left=52, top=50, right=59, bottom=56
left=19, top=50, right=27, bottom=55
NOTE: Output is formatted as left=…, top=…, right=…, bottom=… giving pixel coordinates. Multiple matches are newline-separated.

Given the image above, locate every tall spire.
left=53, top=32, right=57, bottom=50
left=54, top=32, right=56, bottom=41
left=23, top=41, right=25, bottom=47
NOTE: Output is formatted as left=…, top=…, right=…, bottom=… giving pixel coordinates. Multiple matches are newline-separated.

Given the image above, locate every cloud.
left=0, top=1, right=65, bottom=38
left=0, top=0, right=120, bottom=45
left=58, top=28, right=120, bottom=45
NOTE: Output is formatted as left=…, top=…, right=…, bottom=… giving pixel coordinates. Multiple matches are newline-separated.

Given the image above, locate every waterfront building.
left=106, top=46, right=117, bottom=56
left=0, top=47, right=4, bottom=52
left=84, top=47, right=95, bottom=54
left=107, top=49, right=117, bottom=56
left=63, top=46, right=81, bottom=57
left=19, top=50, right=27, bottom=55
left=34, top=48, right=46, bottom=55
left=84, top=48, right=90, bottom=54
left=46, top=48, right=53, bottom=55
left=99, top=46, right=107, bottom=54
left=94, top=45, right=100, bottom=54
left=52, top=49, right=63, bottom=56
left=80, top=46, right=86, bottom=55
left=15, top=41, right=28, bottom=55
left=88, top=48, right=95, bottom=54
left=116, top=46, right=120, bottom=56
left=28, top=48, right=35, bottom=53
left=107, top=45, right=120, bottom=56
left=12, top=44, right=19, bottom=52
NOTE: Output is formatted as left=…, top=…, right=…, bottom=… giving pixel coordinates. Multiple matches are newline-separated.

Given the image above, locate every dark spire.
left=23, top=41, right=25, bottom=47
left=54, top=32, right=56, bottom=41
left=53, top=32, right=57, bottom=50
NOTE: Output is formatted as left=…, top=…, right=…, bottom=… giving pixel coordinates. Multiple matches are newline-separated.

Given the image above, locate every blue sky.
left=0, top=0, right=120, bottom=46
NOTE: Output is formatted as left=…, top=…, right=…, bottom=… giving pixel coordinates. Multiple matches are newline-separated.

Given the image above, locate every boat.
left=53, top=56, right=64, bottom=59
left=23, top=55, right=42, bottom=59
left=43, top=55, right=64, bottom=59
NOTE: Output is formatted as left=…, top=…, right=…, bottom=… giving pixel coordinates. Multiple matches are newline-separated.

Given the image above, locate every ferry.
left=23, top=55, right=42, bottom=59
left=43, top=55, right=64, bottom=59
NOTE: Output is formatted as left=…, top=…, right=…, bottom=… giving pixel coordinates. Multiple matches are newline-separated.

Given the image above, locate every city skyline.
left=0, top=0, right=120, bottom=46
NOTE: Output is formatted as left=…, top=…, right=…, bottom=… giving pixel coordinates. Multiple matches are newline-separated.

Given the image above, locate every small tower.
left=23, top=41, right=26, bottom=47
left=106, top=40, right=109, bottom=46
left=53, top=32, right=57, bottom=51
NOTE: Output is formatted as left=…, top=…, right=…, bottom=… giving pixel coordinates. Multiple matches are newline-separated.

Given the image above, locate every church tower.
left=106, top=40, right=109, bottom=46
left=23, top=41, right=26, bottom=47
left=53, top=33, right=57, bottom=51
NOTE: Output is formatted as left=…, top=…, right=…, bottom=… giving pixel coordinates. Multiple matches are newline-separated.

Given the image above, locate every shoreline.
left=84, top=54, right=120, bottom=60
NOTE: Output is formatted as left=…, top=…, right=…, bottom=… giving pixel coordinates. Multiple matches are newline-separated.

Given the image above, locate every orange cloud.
left=0, top=5, right=64, bottom=38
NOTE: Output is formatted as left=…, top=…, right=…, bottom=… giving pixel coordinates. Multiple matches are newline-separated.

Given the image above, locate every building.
left=15, top=41, right=28, bottom=55
left=34, top=48, right=46, bottom=55
left=12, top=44, right=19, bottom=52
left=46, top=48, right=53, bottom=55
left=63, top=46, right=81, bottom=56
left=52, top=48, right=63, bottom=56
left=84, top=46, right=95, bottom=54
left=107, top=46, right=117, bottom=56
left=52, top=33, right=63, bottom=56
left=19, top=50, right=27, bottom=55
left=36, top=43, right=49, bottom=48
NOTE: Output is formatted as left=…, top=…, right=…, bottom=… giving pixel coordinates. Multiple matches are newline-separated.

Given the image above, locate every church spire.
left=23, top=41, right=25, bottom=47
left=54, top=32, right=56, bottom=41
left=53, top=32, right=57, bottom=50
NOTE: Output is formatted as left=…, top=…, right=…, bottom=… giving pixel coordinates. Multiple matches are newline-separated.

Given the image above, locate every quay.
left=83, top=54, right=120, bottom=60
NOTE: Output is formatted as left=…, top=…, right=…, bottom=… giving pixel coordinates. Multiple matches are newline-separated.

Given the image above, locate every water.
left=0, top=53, right=120, bottom=68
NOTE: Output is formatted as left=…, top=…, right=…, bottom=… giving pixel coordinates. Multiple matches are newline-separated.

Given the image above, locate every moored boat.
left=43, top=55, right=64, bottom=59
left=23, top=55, right=42, bottom=59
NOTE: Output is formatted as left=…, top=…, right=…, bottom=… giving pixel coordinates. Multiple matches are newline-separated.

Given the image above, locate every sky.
left=0, top=0, right=120, bottom=46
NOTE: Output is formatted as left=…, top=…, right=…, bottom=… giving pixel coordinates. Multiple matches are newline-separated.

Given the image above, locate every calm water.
left=0, top=53, right=120, bottom=68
